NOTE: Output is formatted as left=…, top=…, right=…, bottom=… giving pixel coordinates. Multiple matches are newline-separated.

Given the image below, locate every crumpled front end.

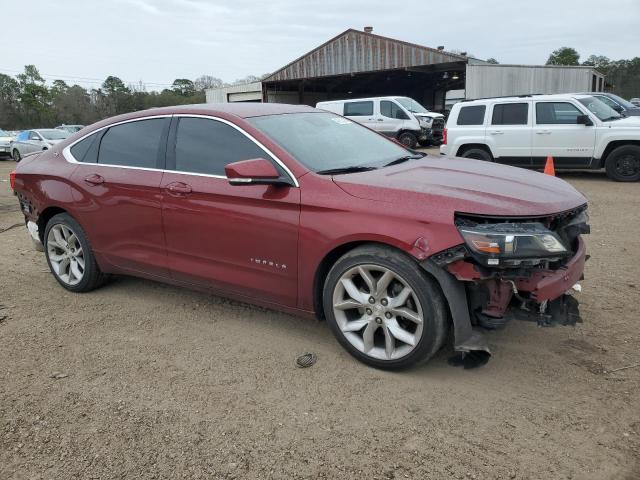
left=423, top=205, right=590, bottom=361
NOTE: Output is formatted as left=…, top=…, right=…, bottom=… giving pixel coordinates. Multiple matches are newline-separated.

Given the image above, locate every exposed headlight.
left=458, top=222, right=568, bottom=266
left=419, top=117, right=433, bottom=126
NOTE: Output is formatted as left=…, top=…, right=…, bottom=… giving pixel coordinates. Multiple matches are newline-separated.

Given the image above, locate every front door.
left=378, top=100, right=409, bottom=137
left=532, top=101, right=596, bottom=168
left=69, top=117, right=171, bottom=278
left=488, top=102, right=532, bottom=166
left=160, top=116, right=300, bottom=307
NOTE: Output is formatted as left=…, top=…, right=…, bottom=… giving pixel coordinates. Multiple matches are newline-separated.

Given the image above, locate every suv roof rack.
left=461, top=94, right=545, bottom=102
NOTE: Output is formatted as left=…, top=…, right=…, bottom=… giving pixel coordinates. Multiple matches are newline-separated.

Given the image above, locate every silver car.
left=11, top=129, right=70, bottom=161
left=0, top=129, right=13, bottom=159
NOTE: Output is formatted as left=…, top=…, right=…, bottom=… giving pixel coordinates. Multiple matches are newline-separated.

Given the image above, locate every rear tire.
left=460, top=147, right=493, bottom=162
left=44, top=213, right=107, bottom=292
left=323, top=245, right=448, bottom=370
left=605, top=145, right=640, bottom=182
left=12, top=149, right=21, bottom=162
left=398, top=132, right=418, bottom=149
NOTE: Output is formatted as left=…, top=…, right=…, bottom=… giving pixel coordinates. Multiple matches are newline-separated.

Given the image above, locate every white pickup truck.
left=440, top=93, right=640, bottom=181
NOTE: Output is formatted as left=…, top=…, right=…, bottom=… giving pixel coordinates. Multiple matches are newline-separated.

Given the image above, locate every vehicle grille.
left=432, top=118, right=445, bottom=132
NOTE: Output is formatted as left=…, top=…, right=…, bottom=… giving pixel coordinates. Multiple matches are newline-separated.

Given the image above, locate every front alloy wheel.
left=323, top=245, right=448, bottom=369
left=332, top=265, right=423, bottom=360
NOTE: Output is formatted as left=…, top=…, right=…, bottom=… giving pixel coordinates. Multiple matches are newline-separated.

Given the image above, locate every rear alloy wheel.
left=44, top=213, right=106, bottom=292
left=12, top=149, right=21, bottom=162
left=460, top=147, right=492, bottom=161
left=398, top=132, right=418, bottom=149
left=323, top=245, right=448, bottom=369
left=605, top=145, right=640, bottom=182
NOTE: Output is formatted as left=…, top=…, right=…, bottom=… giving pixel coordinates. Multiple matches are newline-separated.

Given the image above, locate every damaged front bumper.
left=421, top=209, right=589, bottom=361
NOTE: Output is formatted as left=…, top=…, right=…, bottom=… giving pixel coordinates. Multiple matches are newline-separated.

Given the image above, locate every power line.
left=0, top=66, right=176, bottom=88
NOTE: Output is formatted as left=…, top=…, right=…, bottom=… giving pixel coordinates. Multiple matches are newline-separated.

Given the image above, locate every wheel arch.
left=599, top=140, right=640, bottom=167
left=312, top=239, right=422, bottom=321
left=455, top=143, right=494, bottom=159
left=37, top=206, right=69, bottom=242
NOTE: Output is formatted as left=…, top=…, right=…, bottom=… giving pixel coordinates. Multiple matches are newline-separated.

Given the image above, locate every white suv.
left=440, top=94, right=640, bottom=181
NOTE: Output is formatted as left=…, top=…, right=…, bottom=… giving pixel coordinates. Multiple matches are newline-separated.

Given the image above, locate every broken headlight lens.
left=458, top=222, right=568, bottom=266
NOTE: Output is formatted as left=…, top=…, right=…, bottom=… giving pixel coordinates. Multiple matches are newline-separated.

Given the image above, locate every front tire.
left=323, top=245, right=448, bottom=370
left=605, top=145, right=640, bottom=182
left=398, top=132, right=418, bottom=149
left=44, top=213, right=106, bottom=292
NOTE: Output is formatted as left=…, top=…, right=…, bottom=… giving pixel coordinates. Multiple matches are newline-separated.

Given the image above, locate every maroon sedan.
left=12, top=103, right=589, bottom=369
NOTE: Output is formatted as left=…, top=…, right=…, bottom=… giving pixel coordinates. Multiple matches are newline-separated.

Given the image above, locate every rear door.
left=26, top=131, right=44, bottom=154
left=68, top=116, right=171, bottom=277
left=160, top=115, right=300, bottom=307
left=343, top=100, right=377, bottom=130
left=488, top=102, right=532, bottom=166
left=532, top=101, right=596, bottom=168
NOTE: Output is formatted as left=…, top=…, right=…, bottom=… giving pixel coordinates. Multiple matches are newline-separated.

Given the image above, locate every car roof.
left=457, top=93, right=593, bottom=105
left=319, top=96, right=411, bottom=103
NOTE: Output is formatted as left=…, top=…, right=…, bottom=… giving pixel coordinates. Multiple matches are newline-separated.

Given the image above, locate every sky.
left=1, top=0, right=639, bottom=91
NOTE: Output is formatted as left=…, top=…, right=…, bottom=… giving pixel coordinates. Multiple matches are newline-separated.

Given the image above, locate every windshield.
left=577, top=97, right=622, bottom=121
left=0, top=129, right=9, bottom=137
left=606, top=94, right=637, bottom=110
left=395, top=97, right=429, bottom=114
left=39, top=129, right=70, bottom=140
left=248, top=112, right=410, bottom=173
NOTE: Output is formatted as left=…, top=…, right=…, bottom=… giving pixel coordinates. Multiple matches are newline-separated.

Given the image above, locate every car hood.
left=609, top=116, right=640, bottom=127
left=332, top=156, right=587, bottom=218
left=414, top=112, right=444, bottom=119
left=0, top=136, right=12, bottom=144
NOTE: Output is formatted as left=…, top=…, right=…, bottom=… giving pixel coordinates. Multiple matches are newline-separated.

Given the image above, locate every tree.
left=582, top=55, right=611, bottom=74
left=171, top=78, right=196, bottom=96
left=16, top=65, right=51, bottom=127
left=194, top=75, right=224, bottom=91
left=101, top=76, right=132, bottom=115
left=486, top=58, right=499, bottom=64
left=546, top=47, right=580, bottom=66
left=232, top=75, right=261, bottom=86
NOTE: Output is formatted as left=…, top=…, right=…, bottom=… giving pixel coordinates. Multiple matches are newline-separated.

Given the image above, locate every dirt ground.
left=0, top=157, right=638, bottom=480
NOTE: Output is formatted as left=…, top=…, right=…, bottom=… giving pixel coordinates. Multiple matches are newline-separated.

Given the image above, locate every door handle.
left=166, top=182, right=192, bottom=194
left=490, top=131, right=504, bottom=135
left=377, top=118, right=384, bottom=122
left=84, top=174, right=105, bottom=186
left=536, top=130, right=551, bottom=135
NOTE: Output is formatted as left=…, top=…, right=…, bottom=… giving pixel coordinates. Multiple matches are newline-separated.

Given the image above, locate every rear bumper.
left=26, top=221, right=44, bottom=252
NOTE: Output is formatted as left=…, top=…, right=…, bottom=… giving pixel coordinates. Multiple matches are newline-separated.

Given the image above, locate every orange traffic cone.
left=544, top=155, right=555, bottom=176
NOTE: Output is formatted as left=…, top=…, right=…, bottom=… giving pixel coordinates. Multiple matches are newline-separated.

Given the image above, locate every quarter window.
left=70, top=134, right=98, bottom=163
left=457, top=105, right=486, bottom=125
left=536, top=102, right=583, bottom=125
left=174, top=117, right=269, bottom=176
left=492, top=103, right=528, bottom=125
left=97, top=119, right=166, bottom=168
left=343, top=101, right=373, bottom=116
left=380, top=101, right=409, bottom=119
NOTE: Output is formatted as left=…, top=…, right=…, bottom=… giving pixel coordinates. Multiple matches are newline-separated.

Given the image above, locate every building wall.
left=465, top=65, right=604, bottom=99
left=205, top=82, right=262, bottom=103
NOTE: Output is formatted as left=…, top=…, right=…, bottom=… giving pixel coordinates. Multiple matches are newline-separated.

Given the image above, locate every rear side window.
left=492, top=103, right=528, bottom=125
left=344, top=101, right=373, bottom=116
left=457, top=105, right=486, bottom=125
left=97, top=119, right=166, bottom=168
left=536, top=102, right=583, bottom=124
left=70, top=134, right=98, bottom=163
left=17, top=131, right=28, bottom=141
left=174, top=117, right=269, bottom=176
left=380, top=101, right=409, bottom=119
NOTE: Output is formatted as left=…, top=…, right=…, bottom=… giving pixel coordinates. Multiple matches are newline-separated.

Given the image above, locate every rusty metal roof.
left=263, top=29, right=466, bottom=83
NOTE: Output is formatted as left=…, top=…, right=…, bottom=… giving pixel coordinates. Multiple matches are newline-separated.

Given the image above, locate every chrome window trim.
left=62, top=113, right=299, bottom=187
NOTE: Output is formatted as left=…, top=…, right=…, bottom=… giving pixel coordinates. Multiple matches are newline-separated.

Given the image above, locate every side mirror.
left=225, top=158, right=289, bottom=186
left=576, top=114, right=593, bottom=126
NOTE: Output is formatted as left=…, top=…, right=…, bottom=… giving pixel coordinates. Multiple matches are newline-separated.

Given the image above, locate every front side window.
left=343, top=101, right=373, bottom=116
left=98, top=118, right=166, bottom=168
left=536, top=102, right=584, bottom=124
left=174, top=117, right=269, bottom=176
left=457, top=105, right=486, bottom=125
left=492, top=103, right=528, bottom=125
left=248, top=112, right=410, bottom=173
left=380, top=101, right=409, bottom=120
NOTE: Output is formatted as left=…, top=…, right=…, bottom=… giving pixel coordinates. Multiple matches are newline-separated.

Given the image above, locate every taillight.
left=9, top=170, right=16, bottom=190
left=442, top=128, right=448, bottom=145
